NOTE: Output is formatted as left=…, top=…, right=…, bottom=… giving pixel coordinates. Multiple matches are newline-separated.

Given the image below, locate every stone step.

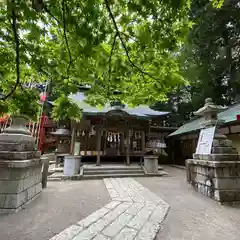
left=84, top=169, right=144, bottom=175
left=82, top=173, right=146, bottom=179
left=84, top=166, right=164, bottom=171
left=47, top=170, right=168, bottom=181
left=83, top=165, right=142, bottom=171
left=82, top=171, right=168, bottom=179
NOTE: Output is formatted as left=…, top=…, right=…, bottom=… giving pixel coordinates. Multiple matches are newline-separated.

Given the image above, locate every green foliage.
left=7, top=89, right=40, bottom=121
left=186, top=0, right=240, bottom=105
left=210, top=0, right=225, bottom=8
left=52, top=95, right=82, bottom=121
left=0, top=0, right=225, bottom=121
left=154, top=0, right=240, bottom=126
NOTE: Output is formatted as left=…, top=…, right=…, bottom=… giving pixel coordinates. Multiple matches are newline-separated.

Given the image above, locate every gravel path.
left=137, top=166, right=240, bottom=240
left=0, top=180, right=110, bottom=240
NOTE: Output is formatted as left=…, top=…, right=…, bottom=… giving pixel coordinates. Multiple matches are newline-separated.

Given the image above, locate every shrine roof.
left=169, top=102, right=240, bottom=137
left=69, top=92, right=169, bottom=119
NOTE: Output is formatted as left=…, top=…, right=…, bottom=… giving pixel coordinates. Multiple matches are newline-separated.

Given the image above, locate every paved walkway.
left=50, top=178, right=169, bottom=240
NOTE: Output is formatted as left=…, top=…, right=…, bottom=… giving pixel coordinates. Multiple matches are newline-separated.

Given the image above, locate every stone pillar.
left=186, top=98, right=240, bottom=204
left=0, top=116, right=42, bottom=214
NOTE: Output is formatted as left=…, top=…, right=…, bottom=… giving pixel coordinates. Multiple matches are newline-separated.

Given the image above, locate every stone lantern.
left=50, top=125, right=71, bottom=168
left=186, top=98, right=240, bottom=204
left=51, top=125, right=71, bottom=154
left=193, top=98, right=238, bottom=160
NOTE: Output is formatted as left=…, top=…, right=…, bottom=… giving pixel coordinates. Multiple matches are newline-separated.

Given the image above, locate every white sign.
left=73, top=142, right=80, bottom=156
left=196, top=126, right=216, bottom=155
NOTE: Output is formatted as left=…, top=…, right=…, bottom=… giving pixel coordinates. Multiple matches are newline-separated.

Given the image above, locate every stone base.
left=186, top=159, right=240, bottom=203
left=0, top=159, right=42, bottom=214
left=144, top=155, right=158, bottom=174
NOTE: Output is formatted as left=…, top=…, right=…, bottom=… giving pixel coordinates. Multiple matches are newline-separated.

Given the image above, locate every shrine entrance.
left=72, top=109, right=149, bottom=165
left=98, top=110, right=147, bottom=165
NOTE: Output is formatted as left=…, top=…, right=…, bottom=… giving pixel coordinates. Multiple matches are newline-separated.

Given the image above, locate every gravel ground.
left=0, top=180, right=110, bottom=240
left=137, top=166, right=240, bottom=240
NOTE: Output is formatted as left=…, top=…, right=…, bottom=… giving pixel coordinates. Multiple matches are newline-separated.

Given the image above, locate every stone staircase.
left=48, top=164, right=168, bottom=181
left=82, top=165, right=144, bottom=179
left=82, top=164, right=167, bottom=179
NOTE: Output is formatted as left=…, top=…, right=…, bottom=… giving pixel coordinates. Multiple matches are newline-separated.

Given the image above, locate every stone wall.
left=0, top=159, right=42, bottom=213
left=186, top=159, right=240, bottom=203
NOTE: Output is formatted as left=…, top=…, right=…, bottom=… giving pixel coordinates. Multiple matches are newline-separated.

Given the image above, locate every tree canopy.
left=154, top=0, right=240, bottom=126
left=0, top=0, right=224, bottom=120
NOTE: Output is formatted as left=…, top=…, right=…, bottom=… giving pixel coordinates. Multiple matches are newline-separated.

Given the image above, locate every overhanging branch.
left=43, top=4, right=61, bottom=24
left=62, top=0, right=72, bottom=76
left=1, top=0, right=20, bottom=101
left=107, top=33, right=117, bottom=96
left=108, top=33, right=117, bottom=79
left=104, top=0, right=159, bottom=82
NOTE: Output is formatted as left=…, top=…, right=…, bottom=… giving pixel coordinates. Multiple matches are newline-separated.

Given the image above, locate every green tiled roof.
left=169, top=102, right=240, bottom=137
left=69, top=92, right=169, bottom=119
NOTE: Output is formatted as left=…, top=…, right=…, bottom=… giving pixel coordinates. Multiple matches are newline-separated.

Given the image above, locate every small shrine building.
left=53, top=88, right=176, bottom=165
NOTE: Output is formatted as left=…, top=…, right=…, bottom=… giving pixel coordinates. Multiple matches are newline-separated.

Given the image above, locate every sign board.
left=73, top=142, right=80, bottom=156
left=196, top=126, right=216, bottom=155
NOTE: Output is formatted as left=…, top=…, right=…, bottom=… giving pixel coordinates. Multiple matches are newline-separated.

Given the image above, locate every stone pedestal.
left=0, top=120, right=42, bottom=214
left=186, top=159, right=240, bottom=203
left=144, top=155, right=158, bottom=174
left=186, top=98, right=240, bottom=204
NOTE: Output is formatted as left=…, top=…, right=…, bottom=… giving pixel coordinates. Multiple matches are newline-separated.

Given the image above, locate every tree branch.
left=104, top=0, right=159, bottom=81
left=107, top=33, right=117, bottom=96
left=108, top=33, right=117, bottom=79
left=43, top=4, right=61, bottom=24
left=1, top=0, right=20, bottom=101
left=62, top=0, right=72, bottom=76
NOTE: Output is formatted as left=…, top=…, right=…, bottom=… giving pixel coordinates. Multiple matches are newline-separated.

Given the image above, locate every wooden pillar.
left=126, top=126, right=130, bottom=165
left=120, top=133, right=124, bottom=154
left=70, top=127, right=76, bottom=154
left=141, top=131, right=145, bottom=152
left=84, top=130, right=88, bottom=156
left=96, top=125, right=101, bottom=166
